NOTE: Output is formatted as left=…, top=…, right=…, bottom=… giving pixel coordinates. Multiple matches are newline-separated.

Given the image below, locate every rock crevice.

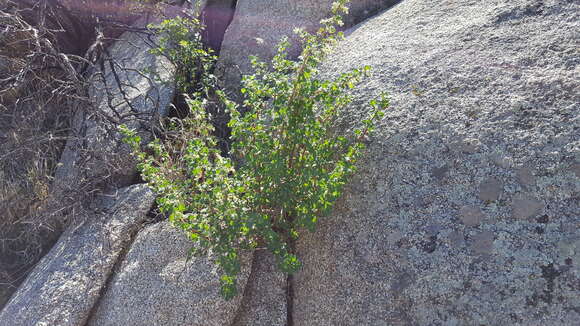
left=201, top=0, right=238, bottom=54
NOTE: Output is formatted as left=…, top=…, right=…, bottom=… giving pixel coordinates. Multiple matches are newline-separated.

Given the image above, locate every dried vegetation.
left=0, top=0, right=172, bottom=304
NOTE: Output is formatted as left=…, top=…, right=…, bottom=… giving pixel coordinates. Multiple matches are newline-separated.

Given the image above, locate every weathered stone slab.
left=0, top=184, right=155, bottom=326
left=88, top=220, right=252, bottom=326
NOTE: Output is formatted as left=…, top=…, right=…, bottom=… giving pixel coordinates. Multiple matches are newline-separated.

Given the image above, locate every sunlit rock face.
left=293, top=0, right=580, bottom=325
left=216, top=0, right=401, bottom=99
left=0, top=185, right=156, bottom=326
left=87, top=220, right=253, bottom=326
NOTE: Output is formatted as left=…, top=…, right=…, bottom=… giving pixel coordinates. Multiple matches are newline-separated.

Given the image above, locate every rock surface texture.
left=231, top=251, right=287, bottom=326
left=292, top=0, right=580, bottom=325
left=216, top=0, right=400, bottom=98
left=88, top=220, right=253, bottom=326
left=0, top=185, right=155, bottom=326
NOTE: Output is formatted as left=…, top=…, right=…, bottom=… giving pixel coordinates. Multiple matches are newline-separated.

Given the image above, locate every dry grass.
left=0, top=2, right=81, bottom=302
left=0, top=2, right=75, bottom=228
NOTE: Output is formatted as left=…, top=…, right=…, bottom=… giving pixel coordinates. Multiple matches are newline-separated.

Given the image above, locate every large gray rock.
left=216, top=0, right=400, bottom=99
left=88, top=220, right=253, bottom=326
left=0, top=184, right=155, bottom=326
left=293, top=0, right=580, bottom=325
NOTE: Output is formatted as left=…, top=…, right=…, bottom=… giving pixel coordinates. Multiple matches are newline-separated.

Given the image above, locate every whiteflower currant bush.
left=121, top=0, right=389, bottom=299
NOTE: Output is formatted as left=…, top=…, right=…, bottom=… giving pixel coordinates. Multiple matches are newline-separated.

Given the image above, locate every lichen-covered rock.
left=0, top=184, right=155, bottom=326
left=458, top=205, right=485, bottom=227
left=294, top=0, right=580, bottom=325
left=216, top=0, right=400, bottom=99
left=88, top=220, right=253, bottom=326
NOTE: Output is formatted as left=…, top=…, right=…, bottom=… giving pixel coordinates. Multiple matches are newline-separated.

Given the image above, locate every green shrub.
left=121, top=0, right=388, bottom=299
left=147, top=14, right=217, bottom=94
